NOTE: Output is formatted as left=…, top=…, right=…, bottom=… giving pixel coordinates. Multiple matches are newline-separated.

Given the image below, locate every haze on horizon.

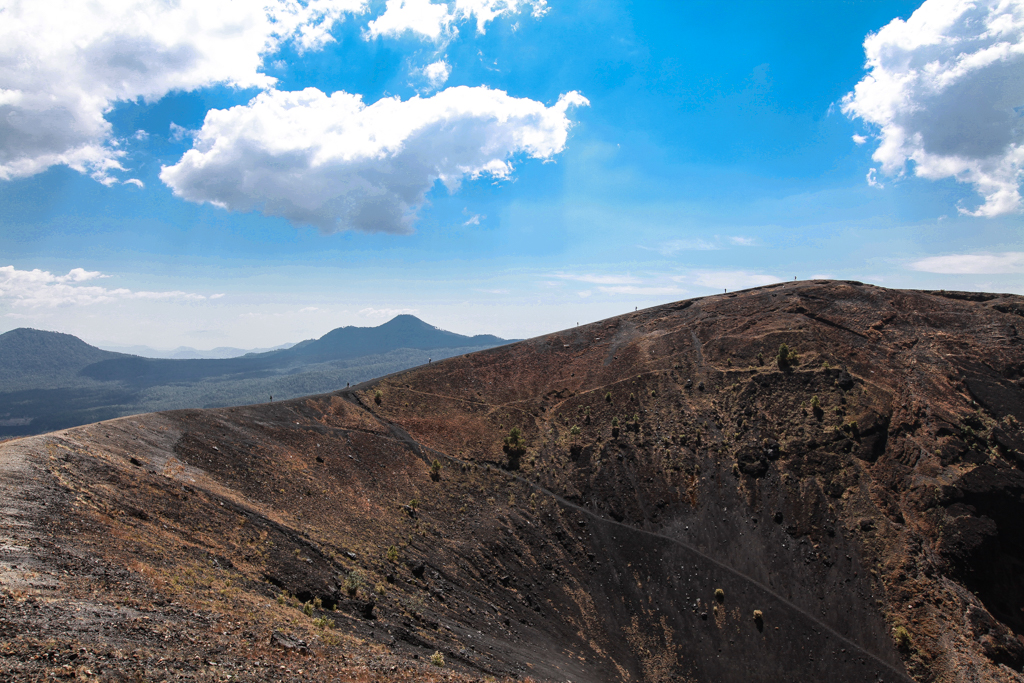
left=1, top=0, right=1022, bottom=349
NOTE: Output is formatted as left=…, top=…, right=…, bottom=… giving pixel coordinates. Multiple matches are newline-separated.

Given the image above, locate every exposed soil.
left=3, top=280, right=1024, bottom=681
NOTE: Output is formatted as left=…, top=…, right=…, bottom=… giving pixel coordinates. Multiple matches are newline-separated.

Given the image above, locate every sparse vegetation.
left=605, top=391, right=612, bottom=403
left=893, top=625, right=912, bottom=651
left=753, top=609, right=763, bottom=622
left=343, top=570, right=363, bottom=595
left=504, top=426, right=524, bottom=452
left=777, top=343, right=798, bottom=369
left=313, top=616, right=335, bottom=629
left=430, top=651, right=445, bottom=667
left=386, top=545, right=399, bottom=562
left=374, top=389, right=382, bottom=405
left=430, top=459, right=442, bottom=480
left=810, top=395, right=820, bottom=409
left=714, top=588, right=725, bottom=603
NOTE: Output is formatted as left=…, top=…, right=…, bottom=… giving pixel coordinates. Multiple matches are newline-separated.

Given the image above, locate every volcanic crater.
left=3, top=280, right=1024, bottom=682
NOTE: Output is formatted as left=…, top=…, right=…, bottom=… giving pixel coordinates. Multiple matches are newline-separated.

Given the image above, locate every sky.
left=1, top=0, right=1022, bottom=348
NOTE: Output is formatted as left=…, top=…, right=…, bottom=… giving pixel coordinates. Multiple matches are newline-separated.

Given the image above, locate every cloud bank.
left=909, top=251, right=1024, bottom=273
left=0, top=266, right=213, bottom=308
left=842, top=0, right=1024, bottom=216
left=0, top=0, right=366, bottom=184
left=160, top=86, right=588, bottom=233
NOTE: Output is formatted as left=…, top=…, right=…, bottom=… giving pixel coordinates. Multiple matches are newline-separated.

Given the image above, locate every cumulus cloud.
left=366, top=0, right=547, bottom=41
left=0, top=0, right=367, bottom=184
left=367, top=0, right=452, bottom=40
left=160, top=86, right=587, bottom=233
left=422, top=59, right=453, bottom=89
left=0, top=266, right=210, bottom=307
left=842, top=0, right=1024, bottom=216
left=908, top=251, right=1024, bottom=273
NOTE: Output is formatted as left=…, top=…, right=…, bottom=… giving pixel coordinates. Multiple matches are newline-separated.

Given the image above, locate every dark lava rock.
left=270, top=631, right=309, bottom=655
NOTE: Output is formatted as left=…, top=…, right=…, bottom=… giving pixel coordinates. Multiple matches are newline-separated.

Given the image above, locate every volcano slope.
left=4, top=281, right=1024, bottom=682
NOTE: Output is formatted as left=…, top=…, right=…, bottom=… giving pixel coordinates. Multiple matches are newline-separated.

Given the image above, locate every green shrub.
left=303, top=601, right=314, bottom=616
left=430, top=459, right=442, bottom=480
left=893, top=625, right=911, bottom=651
left=313, top=616, right=335, bottom=629
left=373, top=389, right=383, bottom=405
left=343, top=570, right=363, bottom=595
left=386, top=545, right=399, bottom=562
left=776, top=343, right=798, bottom=369
left=430, top=651, right=445, bottom=667
left=810, top=395, right=820, bottom=409
left=605, top=391, right=612, bottom=403
left=504, top=426, right=524, bottom=452
left=714, top=588, right=725, bottom=603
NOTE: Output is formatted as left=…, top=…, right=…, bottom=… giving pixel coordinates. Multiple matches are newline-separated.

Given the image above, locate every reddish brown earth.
left=3, top=280, right=1024, bottom=682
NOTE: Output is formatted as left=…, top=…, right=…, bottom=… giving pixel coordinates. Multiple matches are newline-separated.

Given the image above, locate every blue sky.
left=1, top=0, right=1022, bottom=348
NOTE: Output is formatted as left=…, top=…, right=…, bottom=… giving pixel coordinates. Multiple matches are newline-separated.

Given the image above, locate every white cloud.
left=649, top=235, right=758, bottom=255
left=550, top=273, right=640, bottom=285
left=852, top=134, right=867, bottom=145
left=866, top=168, right=884, bottom=188
left=842, top=0, right=1024, bottom=216
left=577, top=290, right=592, bottom=298
left=133, top=130, right=149, bottom=141
left=908, top=251, right=1024, bottom=273
left=359, top=307, right=418, bottom=317
left=123, top=178, right=144, bottom=189
left=422, top=59, right=453, bottom=89
left=160, top=86, right=588, bottom=233
left=365, top=0, right=547, bottom=41
left=367, top=0, right=452, bottom=40
left=463, top=213, right=483, bottom=225
left=0, top=266, right=210, bottom=307
left=169, top=123, right=197, bottom=142
left=653, top=239, right=720, bottom=255
left=597, top=285, right=684, bottom=296
left=0, top=0, right=367, bottom=184
left=685, top=270, right=782, bottom=290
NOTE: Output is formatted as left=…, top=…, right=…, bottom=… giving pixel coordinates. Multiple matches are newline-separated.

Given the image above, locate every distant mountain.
left=281, top=314, right=508, bottom=363
left=77, top=315, right=510, bottom=386
left=0, top=328, right=127, bottom=391
left=93, top=342, right=296, bottom=360
left=0, top=317, right=514, bottom=437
